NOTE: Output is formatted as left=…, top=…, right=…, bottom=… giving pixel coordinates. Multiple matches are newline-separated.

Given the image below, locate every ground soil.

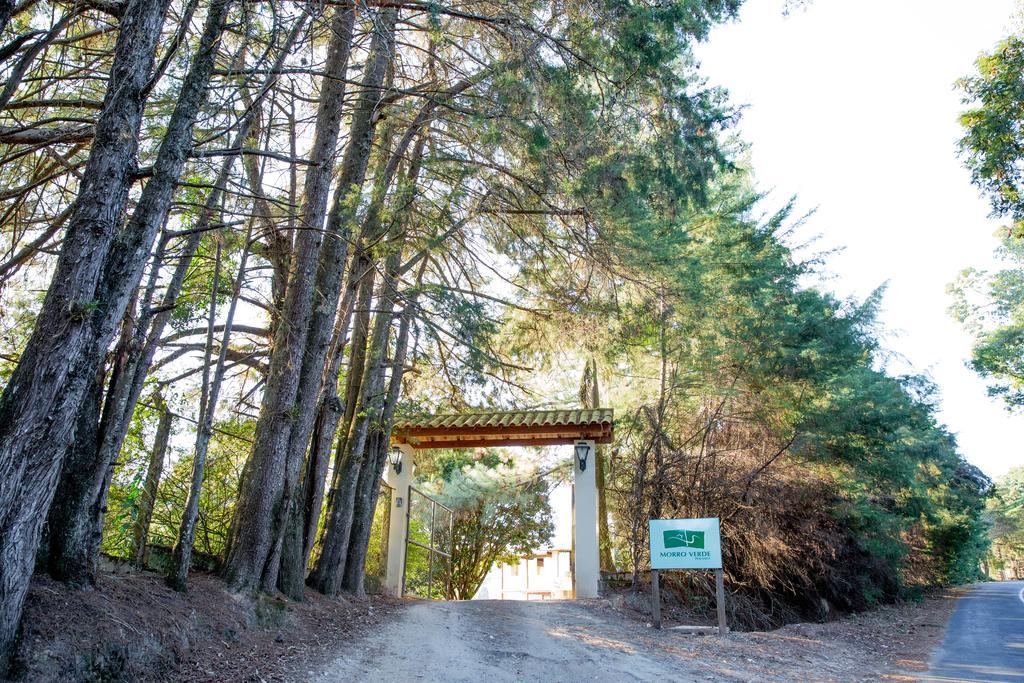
left=9, top=566, right=960, bottom=682
left=313, top=590, right=960, bottom=682
left=8, top=568, right=399, bottom=682
left=602, top=585, right=963, bottom=680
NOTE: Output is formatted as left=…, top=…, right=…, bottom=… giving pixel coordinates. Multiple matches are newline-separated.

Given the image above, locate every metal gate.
left=402, top=485, right=453, bottom=599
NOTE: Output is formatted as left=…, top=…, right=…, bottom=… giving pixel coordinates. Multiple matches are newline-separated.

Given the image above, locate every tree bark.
left=42, top=0, right=234, bottom=587
left=308, top=123, right=432, bottom=595
left=342, top=272, right=419, bottom=595
left=310, top=241, right=404, bottom=596
left=44, top=366, right=104, bottom=583
left=44, top=288, right=137, bottom=583
left=580, top=356, right=614, bottom=571
left=87, top=14, right=307, bottom=556
left=0, top=0, right=172, bottom=666
left=0, top=0, right=16, bottom=35
left=272, top=9, right=398, bottom=598
left=297, top=301, right=355, bottom=568
left=131, top=394, right=172, bottom=568
left=337, top=136, right=428, bottom=595
left=223, top=4, right=359, bottom=594
left=307, top=264, right=380, bottom=589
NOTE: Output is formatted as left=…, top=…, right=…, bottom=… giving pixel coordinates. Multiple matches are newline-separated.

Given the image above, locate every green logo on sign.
left=663, top=529, right=705, bottom=549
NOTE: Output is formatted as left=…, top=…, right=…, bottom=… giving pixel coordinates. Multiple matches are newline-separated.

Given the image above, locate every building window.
left=536, top=558, right=544, bottom=574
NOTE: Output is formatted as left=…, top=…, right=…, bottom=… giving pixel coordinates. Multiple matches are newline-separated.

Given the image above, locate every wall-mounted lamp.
left=574, top=441, right=591, bottom=472
left=388, top=447, right=403, bottom=475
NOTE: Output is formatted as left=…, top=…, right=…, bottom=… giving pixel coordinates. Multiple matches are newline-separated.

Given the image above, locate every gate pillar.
left=384, top=443, right=415, bottom=597
left=573, top=439, right=600, bottom=598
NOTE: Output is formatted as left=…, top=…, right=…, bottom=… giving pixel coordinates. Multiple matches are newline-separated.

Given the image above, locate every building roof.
left=391, top=408, right=613, bottom=450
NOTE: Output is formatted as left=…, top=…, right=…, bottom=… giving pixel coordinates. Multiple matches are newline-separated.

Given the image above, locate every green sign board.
left=663, top=529, right=705, bottom=549
left=649, top=518, right=721, bottom=569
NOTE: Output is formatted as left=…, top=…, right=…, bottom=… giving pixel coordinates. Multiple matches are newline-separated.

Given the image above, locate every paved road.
left=928, top=581, right=1024, bottom=682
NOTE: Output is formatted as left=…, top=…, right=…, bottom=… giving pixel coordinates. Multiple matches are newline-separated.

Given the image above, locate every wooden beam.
left=392, top=427, right=612, bottom=443
left=393, top=422, right=611, bottom=439
left=393, top=433, right=613, bottom=449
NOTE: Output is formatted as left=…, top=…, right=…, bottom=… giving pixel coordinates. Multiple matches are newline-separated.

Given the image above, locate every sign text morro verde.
left=649, top=518, right=722, bottom=570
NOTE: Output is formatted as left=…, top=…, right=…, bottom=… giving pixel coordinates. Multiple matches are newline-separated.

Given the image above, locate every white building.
left=474, top=548, right=574, bottom=600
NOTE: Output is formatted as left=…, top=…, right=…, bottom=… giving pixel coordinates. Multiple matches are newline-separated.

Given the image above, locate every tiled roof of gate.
left=392, top=408, right=613, bottom=431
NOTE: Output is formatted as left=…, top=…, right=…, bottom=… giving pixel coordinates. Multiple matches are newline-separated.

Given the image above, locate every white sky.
left=694, top=0, right=1024, bottom=479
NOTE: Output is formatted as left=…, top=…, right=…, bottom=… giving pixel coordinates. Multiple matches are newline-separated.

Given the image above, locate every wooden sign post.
left=651, top=569, right=661, bottom=629
left=715, top=568, right=726, bottom=635
left=648, top=518, right=726, bottom=635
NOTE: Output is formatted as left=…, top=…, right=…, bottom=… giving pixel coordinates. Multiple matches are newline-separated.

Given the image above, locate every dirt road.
left=313, top=596, right=953, bottom=682
left=316, top=600, right=681, bottom=682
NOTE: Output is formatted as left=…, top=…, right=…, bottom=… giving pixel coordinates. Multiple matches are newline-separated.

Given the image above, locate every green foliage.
left=949, top=235, right=1024, bottom=411
left=986, top=466, right=1024, bottom=578
left=492, top=169, right=991, bottom=624
left=0, top=0, right=994, bottom=625
left=104, top=409, right=252, bottom=565
left=420, top=448, right=511, bottom=481
left=416, top=455, right=554, bottom=600
left=168, top=228, right=232, bottom=334
left=102, top=396, right=169, bottom=559
left=150, top=419, right=251, bottom=560
left=419, top=285, right=500, bottom=386
left=958, top=35, right=1024, bottom=235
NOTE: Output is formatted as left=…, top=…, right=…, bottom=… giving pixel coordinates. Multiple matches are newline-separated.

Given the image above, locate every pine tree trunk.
left=303, top=269, right=376, bottom=592
left=580, top=357, right=615, bottom=572
left=310, top=244, right=403, bottom=596
left=334, top=268, right=378, bottom=470
left=337, top=141, right=427, bottom=596
left=89, top=15, right=307, bottom=547
left=42, top=0, right=234, bottom=587
left=45, top=290, right=137, bottom=584
left=342, top=432, right=390, bottom=594
left=298, top=304, right=355, bottom=568
left=307, top=298, right=389, bottom=594
left=342, top=280, right=418, bottom=595
left=0, top=0, right=172, bottom=666
left=272, top=9, right=397, bottom=598
left=0, top=0, right=16, bottom=35
left=298, top=395, right=342, bottom=564
left=309, top=129, right=429, bottom=596
left=223, top=5, right=359, bottom=594
left=132, top=394, right=172, bottom=568
left=44, top=368, right=105, bottom=584
left=285, top=280, right=361, bottom=581
left=280, top=113, right=414, bottom=594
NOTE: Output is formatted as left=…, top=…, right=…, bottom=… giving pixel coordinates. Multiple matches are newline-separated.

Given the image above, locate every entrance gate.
left=384, top=409, right=613, bottom=599
left=402, top=485, right=453, bottom=599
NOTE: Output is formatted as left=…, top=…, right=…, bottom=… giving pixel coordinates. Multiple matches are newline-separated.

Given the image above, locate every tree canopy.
left=950, top=235, right=1024, bottom=412
left=0, top=0, right=999, bottom=666
left=959, top=34, right=1024, bottom=238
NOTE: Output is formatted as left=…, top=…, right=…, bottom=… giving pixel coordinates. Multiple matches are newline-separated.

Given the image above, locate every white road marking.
left=1018, top=586, right=1024, bottom=606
